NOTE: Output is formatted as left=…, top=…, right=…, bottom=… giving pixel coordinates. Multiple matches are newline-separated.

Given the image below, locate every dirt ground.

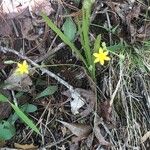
left=0, top=0, right=150, bottom=149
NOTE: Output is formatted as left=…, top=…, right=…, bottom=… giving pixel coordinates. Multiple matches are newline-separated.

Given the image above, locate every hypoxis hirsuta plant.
left=0, top=61, right=40, bottom=140
left=41, top=0, right=110, bottom=80
left=77, top=0, right=96, bottom=78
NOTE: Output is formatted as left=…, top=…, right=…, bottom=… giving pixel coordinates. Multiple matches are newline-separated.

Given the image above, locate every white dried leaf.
left=70, top=92, right=85, bottom=115
left=62, top=88, right=95, bottom=115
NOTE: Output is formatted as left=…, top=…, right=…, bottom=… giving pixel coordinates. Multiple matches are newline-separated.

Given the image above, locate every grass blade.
left=41, top=13, right=87, bottom=67
left=10, top=103, right=40, bottom=135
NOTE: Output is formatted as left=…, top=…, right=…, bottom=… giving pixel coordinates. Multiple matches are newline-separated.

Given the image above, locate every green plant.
left=41, top=0, right=96, bottom=79
left=0, top=93, right=40, bottom=140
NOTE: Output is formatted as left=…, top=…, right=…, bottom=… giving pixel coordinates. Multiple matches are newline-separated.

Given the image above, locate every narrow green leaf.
left=8, top=103, right=37, bottom=124
left=62, top=18, right=77, bottom=41
left=10, top=103, right=40, bottom=134
left=41, top=13, right=87, bottom=67
left=35, top=85, right=57, bottom=99
left=0, top=93, right=8, bottom=102
left=93, top=34, right=101, bottom=52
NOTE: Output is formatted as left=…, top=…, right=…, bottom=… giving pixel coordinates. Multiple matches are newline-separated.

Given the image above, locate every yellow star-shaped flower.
left=15, top=60, right=29, bottom=75
left=93, top=42, right=110, bottom=65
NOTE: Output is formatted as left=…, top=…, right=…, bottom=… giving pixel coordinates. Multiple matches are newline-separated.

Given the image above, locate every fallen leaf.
left=14, top=143, right=38, bottom=150
left=58, top=120, right=92, bottom=138
left=29, top=0, right=54, bottom=18
left=0, top=19, right=12, bottom=37
left=85, top=133, right=94, bottom=148
left=0, top=0, right=30, bottom=19
left=61, top=126, right=67, bottom=137
left=62, top=88, right=95, bottom=115
left=21, top=17, right=39, bottom=41
left=62, top=89, right=85, bottom=115
left=0, top=102, right=11, bottom=120
left=141, top=131, right=150, bottom=143
left=69, top=142, right=79, bottom=150
left=4, top=70, right=32, bottom=92
left=59, top=145, right=66, bottom=150
left=70, top=97, right=85, bottom=115
left=94, top=114, right=112, bottom=146
left=99, top=101, right=112, bottom=123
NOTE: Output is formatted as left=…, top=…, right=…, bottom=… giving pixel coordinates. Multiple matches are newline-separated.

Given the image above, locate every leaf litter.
left=57, top=120, right=92, bottom=139
left=0, top=0, right=150, bottom=149
left=62, top=88, right=95, bottom=116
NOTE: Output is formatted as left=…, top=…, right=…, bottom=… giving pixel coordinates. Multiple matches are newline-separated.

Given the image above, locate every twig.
left=0, top=46, right=85, bottom=102
left=45, top=134, right=73, bottom=148
left=106, top=11, right=112, bottom=45
left=110, top=61, right=123, bottom=106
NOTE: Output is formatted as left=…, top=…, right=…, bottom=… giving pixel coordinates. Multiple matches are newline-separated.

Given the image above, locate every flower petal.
left=99, top=48, right=103, bottom=53
left=93, top=53, right=99, bottom=57
left=104, top=51, right=109, bottom=55
left=102, top=42, right=106, bottom=49
left=100, top=59, right=104, bottom=65
left=17, top=63, right=22, bottom=68
left=24, top=69, right=29, bottom=74
left=94, top=58, right=100, bottom=63
left=105, top=56, right=110, bottom=61
left=15, top=68, right=20, bottom=73
left=23, top=60, right=28, bottom=67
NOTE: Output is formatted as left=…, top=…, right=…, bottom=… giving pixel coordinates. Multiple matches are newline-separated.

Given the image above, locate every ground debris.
left=94, top=113, right=112, bottom=146
left=14, top=143, right=38, bottom=150
left=62, top=88, right=95, bottom=116
left=57, top=120, right=92, bottom=139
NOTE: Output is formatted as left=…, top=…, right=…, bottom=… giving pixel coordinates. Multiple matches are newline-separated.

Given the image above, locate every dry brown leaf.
left=58, top=120, right=92, bottom=138
left=0, top=0, right=30, bottom=19
left=94, top=114, right=112, bottom=146
left=0, top=102, right=11, bottom=120
left=14, top=143, right=38, bottom=150
left=0, top=19, right=12, bottom=37
left=62, top=88, right=95, bottom=116
left=29, top=0, right=54, bottom=18
left=4, top=70, right=32, bottom=92
left=85, top=133, right=94, bottom=148
left=0, top=0, right=53, bottom=19
left=141, top=131, right=150, bottom=143
left=61, top=126, right=67, bottom=137
left=136, top=23, right=150, bottom=41
left=21, top=17, right=39, bottom=41
left=99, top=101, right=112, bottom=123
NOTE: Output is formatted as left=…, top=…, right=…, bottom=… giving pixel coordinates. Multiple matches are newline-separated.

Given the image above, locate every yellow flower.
left=93, top=42, right=110, bottom=65
left=15, top=60, right=29, bottom=75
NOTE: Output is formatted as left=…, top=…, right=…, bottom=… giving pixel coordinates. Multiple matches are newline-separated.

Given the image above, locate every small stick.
left=110, top=61, right=123, bottom=106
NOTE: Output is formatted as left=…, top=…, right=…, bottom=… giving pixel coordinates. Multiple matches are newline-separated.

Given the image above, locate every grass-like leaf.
left=41, top=13, right=87, bottom=67
left=10, top=103, right=40, bottom=135
left=0, top=93, right=8, bottom=102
